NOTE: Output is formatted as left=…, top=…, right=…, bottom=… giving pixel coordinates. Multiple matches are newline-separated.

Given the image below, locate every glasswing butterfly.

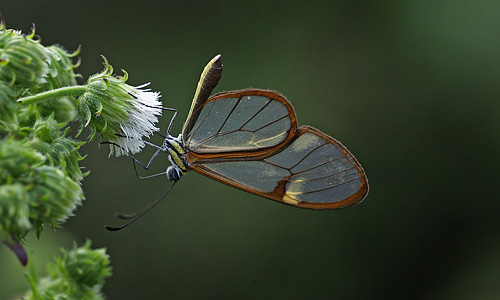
left=105, top=55, right=368, bottom=230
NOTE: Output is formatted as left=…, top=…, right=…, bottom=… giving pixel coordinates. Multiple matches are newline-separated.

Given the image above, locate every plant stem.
left=17, top=85, right=88, bottom=105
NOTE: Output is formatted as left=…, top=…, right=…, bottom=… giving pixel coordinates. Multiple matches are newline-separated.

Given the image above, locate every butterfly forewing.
left=188, top=126, right=368, bottom=209
left=182, top=89, right=297, bottom=162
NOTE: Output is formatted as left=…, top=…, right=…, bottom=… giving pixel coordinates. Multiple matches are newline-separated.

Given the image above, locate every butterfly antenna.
left=104, top=181, right=177, bottom=231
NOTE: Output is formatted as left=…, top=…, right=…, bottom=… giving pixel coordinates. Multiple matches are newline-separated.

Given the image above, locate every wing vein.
left=217, top=96, right=242, bottom=134
left=288, top=166, right=358, bottom=183
left=250, top=113, right=290, bottom=132
left=287, top=142, right=329, bottom=170
left=286, top=177, right=362, bottom=195
left=291, top=156, right=353, bottom=175
left=186, top=101, right=215, bottom=145
left=237, top=97, right=273, bottom=130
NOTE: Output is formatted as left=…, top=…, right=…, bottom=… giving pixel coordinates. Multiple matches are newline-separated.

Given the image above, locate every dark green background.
left=1, top=1, right=500, bottom=299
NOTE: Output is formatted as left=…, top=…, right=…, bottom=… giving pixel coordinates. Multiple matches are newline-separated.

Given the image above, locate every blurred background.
left=1, top=0, right=500, bottom=299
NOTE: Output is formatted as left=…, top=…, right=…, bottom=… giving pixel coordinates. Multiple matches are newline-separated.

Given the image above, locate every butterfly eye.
left=166, top=166, right=182, bottom=182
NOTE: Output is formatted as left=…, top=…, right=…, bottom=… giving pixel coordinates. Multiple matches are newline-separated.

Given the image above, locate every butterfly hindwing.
left=188, top=125, right=368, bottom=209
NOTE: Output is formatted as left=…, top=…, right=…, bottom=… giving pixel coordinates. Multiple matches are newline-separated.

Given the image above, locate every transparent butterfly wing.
left=182, top=89, right=297, bottom=162
left=188, top=125, right=368, bottom=209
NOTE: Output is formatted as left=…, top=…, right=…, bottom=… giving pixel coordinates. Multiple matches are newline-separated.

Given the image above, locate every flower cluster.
left=23, top=240, right=112, bottom=300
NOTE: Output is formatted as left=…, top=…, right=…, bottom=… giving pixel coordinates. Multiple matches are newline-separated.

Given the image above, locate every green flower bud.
left=35, top=45, right=81, bottom=123
left=20, top=113, right=86, bottom=182
left=78, top=56, right=163, bottom=156
left=23, top=240, right=112, bottom=300
left=0, top=139, right=83, bottom=244
left=61, top=240, right=112, bottom=288
left=0, top=23, right=49, bottom=88
left=44, top=44, right=80, bottom=89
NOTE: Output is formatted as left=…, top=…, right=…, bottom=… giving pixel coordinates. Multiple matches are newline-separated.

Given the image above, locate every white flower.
left=109, top=83, right=162, bottom=156
left=78, top=56, right=164, bottom=157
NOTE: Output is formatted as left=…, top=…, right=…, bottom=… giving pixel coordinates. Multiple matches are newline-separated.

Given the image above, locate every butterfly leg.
left=152, top=107, right=178, bottom=138
left=131, top=152, right=170, bottom=180
left=162, top=107, right=178, bottom=136
left=101, top=140, right=167, bottom=180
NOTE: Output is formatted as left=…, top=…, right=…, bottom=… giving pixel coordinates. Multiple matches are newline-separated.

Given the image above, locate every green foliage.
left=0, top=22, right=84, bottom=250
left=20, top=113, right=87, bottom=182
left=0, top=19, right=114, bottom=298
left=0, top=138, right=83, bottom=243
left=23, top=240, right=112, bottom=300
